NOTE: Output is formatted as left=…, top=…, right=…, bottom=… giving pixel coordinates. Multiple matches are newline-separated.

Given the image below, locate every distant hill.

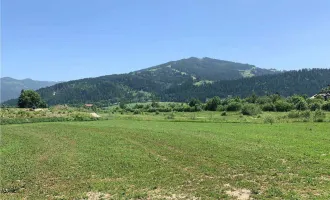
left=0, top=77, right=58, bottom=103
left=4, top=57, right=279, bottom=106
left=10, top=57, right=325, bottom=106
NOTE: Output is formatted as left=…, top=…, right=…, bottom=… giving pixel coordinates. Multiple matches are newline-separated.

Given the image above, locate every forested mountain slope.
left=3, top=57, right=279, bottom=106
left=4, top=58, right=329, bottom=107
left=163, top=68, right=330, bottom=102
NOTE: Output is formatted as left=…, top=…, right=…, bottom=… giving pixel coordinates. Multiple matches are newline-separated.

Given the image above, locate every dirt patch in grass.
left=147, top=189, right=201, bottom=200
left=226, top=188, right=251, bottom=200
left=86, top=191, right=111, bottom=200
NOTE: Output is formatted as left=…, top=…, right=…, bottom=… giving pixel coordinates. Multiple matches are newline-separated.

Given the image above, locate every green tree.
left=119, top=101, right=127, bottom=109
left=274, top=100, right=293, bottom=112
left=205, top=96, right=221, bottom=111
left=17, top=89, right=47, bottom=108
left=188, top=98, right=201, bottom=107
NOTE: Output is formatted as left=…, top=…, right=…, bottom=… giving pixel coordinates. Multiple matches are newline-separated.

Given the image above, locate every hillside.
left=0, top=77, right=58, bottom=103
left=7, top=58, right=329, bottom=107
left=163, top=68, right=330, bottom=102
left=17, top=57, right=278, bottom=106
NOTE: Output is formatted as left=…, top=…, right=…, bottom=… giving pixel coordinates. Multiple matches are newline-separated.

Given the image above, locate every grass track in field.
left=1, top=120, right=330, bottom=199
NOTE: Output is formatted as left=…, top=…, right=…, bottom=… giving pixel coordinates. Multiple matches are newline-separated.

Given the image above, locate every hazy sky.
left=2, top=0, right=330, bottom=81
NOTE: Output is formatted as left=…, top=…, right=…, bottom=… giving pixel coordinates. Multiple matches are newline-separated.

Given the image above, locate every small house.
left=84, top=104, right=93, bottom=108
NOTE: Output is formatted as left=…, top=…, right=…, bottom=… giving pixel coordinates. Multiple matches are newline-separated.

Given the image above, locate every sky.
left=1, top=0, right=330, bottom=81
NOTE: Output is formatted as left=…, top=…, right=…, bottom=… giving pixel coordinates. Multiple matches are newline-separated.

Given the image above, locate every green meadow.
left=1, top=117, right=330, bottom=199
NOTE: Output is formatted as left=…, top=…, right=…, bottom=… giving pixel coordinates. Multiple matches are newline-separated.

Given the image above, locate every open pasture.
left=1, top=119, right=330, bottom=199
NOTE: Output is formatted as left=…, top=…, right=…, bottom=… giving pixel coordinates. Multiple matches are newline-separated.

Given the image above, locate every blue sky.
left=2, top=0, right=330, bottom=81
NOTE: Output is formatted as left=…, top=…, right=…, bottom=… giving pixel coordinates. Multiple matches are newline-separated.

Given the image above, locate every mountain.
left=14, top=57, right=279, bottom=106
left=0, top=77, right=58, bottom=103
left=4, top=57, right=307, bottom=106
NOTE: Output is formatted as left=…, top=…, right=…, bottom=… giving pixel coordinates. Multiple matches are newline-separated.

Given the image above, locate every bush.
left=134, top=104, right=144, bottom=109
left=262, top=103, right=276, bottom=112
left=264, top=115, right=275, bottom=124
left=275, top=101, right=293, bottom=112
left=188, top=98, right=201, bottom=107
left=133, top=109, right=141, bottom=115
left=256, top=96, right=272, bottom=104
left=158, top=107, right=172, bottom=112
left=321, top=102, right=330, bottom=111
left=295, top=99, right=308, bottom=111
left=119, top=101, right=127, bottom=109
left=125, top=107, right=134, bottom=112
left=221, top=111, right=227, bottom=116
left=166, top=112, right=175, bottom=119
left=300, top=110, right=311, bottom=119
left=241, top=104, right=262, bottom=116
left=151, top=100, right=160, bottom=108
left=72, top=113, right=95, bottom=121
left=216, top=105, right=225, bottom=112
left=205, top=96, right=221, bottom=111
left=226, top=102, right=242, bottom=111
left=193, top=105, right=203, bottom=112
left=147, top=108, right=157, bottom=112
left=313, top=110, right=326, bottom=122
left=287, top=111, right=300, bottom=118
left=309, top=102, right=322, bottom=111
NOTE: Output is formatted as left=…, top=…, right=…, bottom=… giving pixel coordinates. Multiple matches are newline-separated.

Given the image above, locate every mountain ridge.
left=3, top=57, right=328, bottom=107
left=0, top=77, right=58, bottom=103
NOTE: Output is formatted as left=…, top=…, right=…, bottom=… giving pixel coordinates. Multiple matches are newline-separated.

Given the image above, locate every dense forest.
left=163, top=68, right=330, bottom=102
left=2, top=58, right=329, bottom=107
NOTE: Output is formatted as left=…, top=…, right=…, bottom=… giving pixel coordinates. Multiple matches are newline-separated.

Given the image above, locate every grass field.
left=1, top=119, right=330, bottom=199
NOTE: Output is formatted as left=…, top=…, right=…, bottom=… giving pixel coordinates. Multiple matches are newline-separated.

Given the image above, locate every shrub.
left=256, top=96, right=272, bottom=104
left=300, top=110, right=311, bottom=119
left=275, top=101, right=293, bottom=112
left=134, top=104, right=144, bottom=109
left=295, top=99, right=308, bottom=111
left=264, top=115, right=275, bottom=124
left=309, top=102, right=322, bottom=111
left=193, top=105, right=203, bottom=112
left=73, top=113, right=93, bottom=121
left=262, top=103, right=276, bottom=112
left=313, top=110, right=326, bottom=122
left=205, top=96, right=221, bottom=111
left=221, top=111, right=227, bottom=116
left=188, top=98, right=201, bottom=107
left=125, top=107, right=134, bottom=112
left=133, top=109, right=141, bottom=115
left=287, top=111, right=300, bottom=118
left=151, top=100, right=160, bottom=108
left=321, top=102, right=330, bottom=111
left=226, top=102, right=242, bottom=111
left=216, top=105, right=225, bottom=112
left=289, top=95, right=306, bottom=105
left=159, top=107, right=172, bottom=112
left=241, top=104, right=262, bottom=116
left=166, top=112, right=175, bottom=119
left=147, top=108, right=157, bottom=112
left=119, top=101, right=127, bottom=109
left=144, top=104, right=151, bottom=109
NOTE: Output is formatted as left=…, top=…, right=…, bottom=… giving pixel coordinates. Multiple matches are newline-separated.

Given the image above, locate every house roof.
left=85, top=104, right=93, bottom=107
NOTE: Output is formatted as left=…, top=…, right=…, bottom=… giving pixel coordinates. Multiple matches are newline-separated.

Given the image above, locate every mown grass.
left=106, top=110, right=330, bottom=124
left=1, top=120, right=330, bottom=199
